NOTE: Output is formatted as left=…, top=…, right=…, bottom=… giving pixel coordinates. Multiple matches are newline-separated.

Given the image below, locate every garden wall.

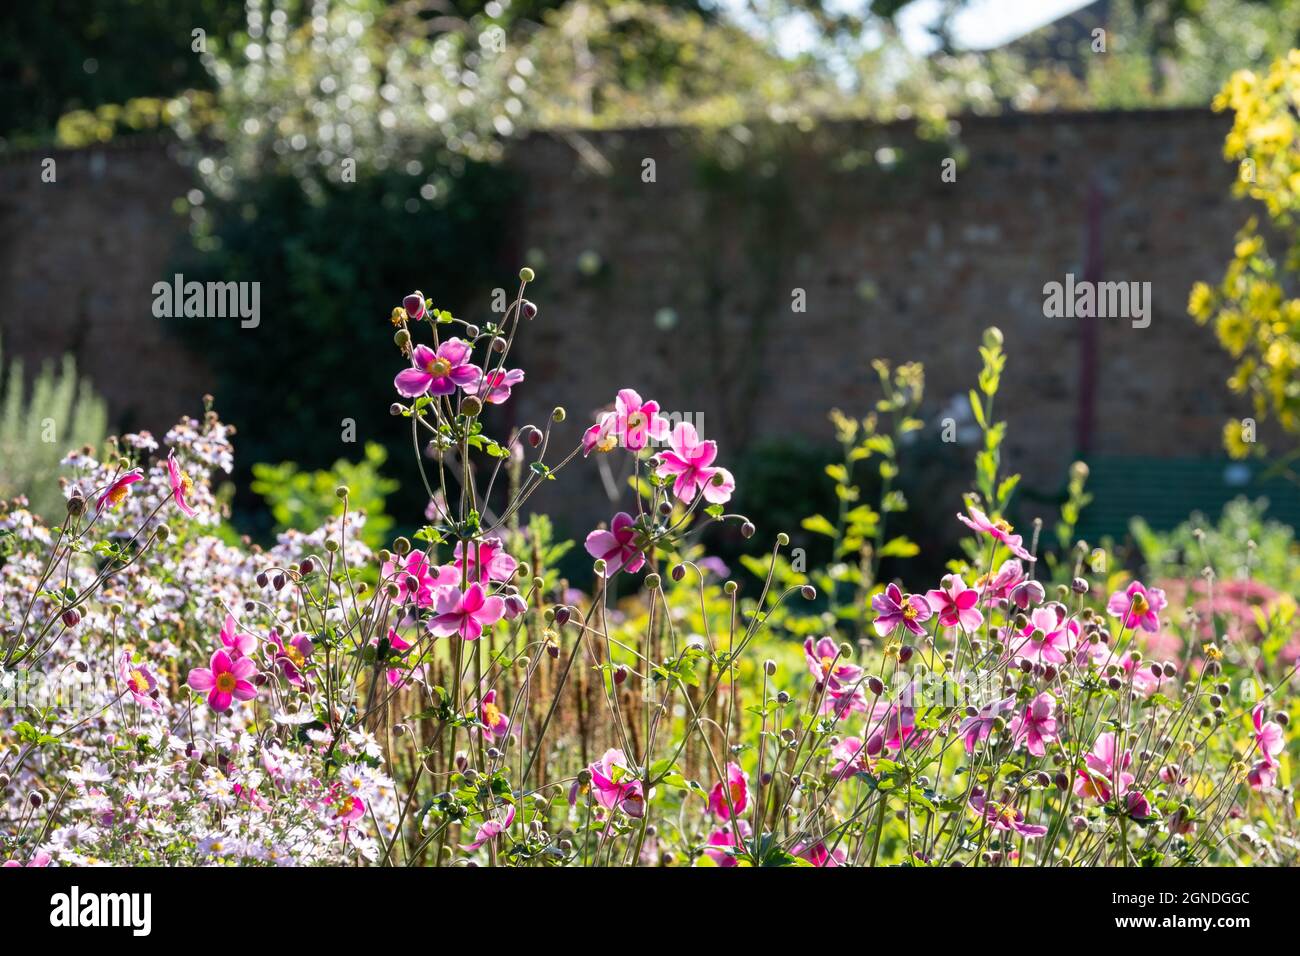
left=0, top=109, right=1261, bottom=538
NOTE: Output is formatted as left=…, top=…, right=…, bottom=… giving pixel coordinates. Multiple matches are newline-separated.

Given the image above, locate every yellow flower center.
left=820, top=656, right=834, bottom=675
left=626, top=411, right=646, bottom=432
left=484, top=702, right=501, bottom=725
left=427, top=357, right=452, bottom=377
left=129, top=669, right=149, bottom=694
left=596, top=434, right=618, bottom=453
left=216, top=672, right=237, bottom=694
left=282, top=644, right=305, bottom=669
left=902, top=604, right=918, bottom=620
left=107, top=485, right=129, bottom=507
left=180, top=472, right=193, bottom=497
left=1131, top=594, right=1149, bottom=615
left=993, top=518, right=1012, bottom=533
left=338, top=795, right=358, bottom=816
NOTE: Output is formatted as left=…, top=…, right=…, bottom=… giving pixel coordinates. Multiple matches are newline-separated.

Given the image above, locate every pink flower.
left=969, top=789, right=1048, bottom=838
left=166, top=450, right=196, bottom=518
left=461, top=803, right=516, bottom=852
left=218, top=613, right=257, bottom=658
left=803, top=636, right=862, bottom=689
left=1074, top=732, right=1135, bottom=802
left=187, top=649, right=258, bottom=712
left=957, top=505, right=1032, bottom=561
left=978, top=559, right=1025, bottom=603
left=377, top=627, right=417, bottom=688
left=329, top=789, right=366, bottom=825
left=1008, top=605, right=1074, bottom=666
left=480, top=689, right=510, bottom=742
left=569, top=748, right=645, bottom=819
left=655, top=422, right=734, bottom=504
left=707, top=762, right=750, bottom=821
left=582, top=412, right=620, bottom=456
left=428, top=584, right=505, bottom=641
left=394, top=339, right=480, bottom=397
left=829, top=737, right=872, bottom=779
left=1253, top=703, right=1285, bottom=761
left=96, top=469, right=142, bottom=513
left=925, top=575, right=983, bottom=632
left=703, top=819, right=751, bottom=867
left=453, top=536, right=518, bottom=584
left=959, top=695, right=1016, bottom=753
left=2, top=852, right=52, bottom=867
left=268, top=629, right=314, bottom=688
left=866, top=700, right=926, bottom=754
left=1008, top=578, right=1045, bottom=610
left=1121, top=652, right=1168, bottom=697
left=465, top=367, right=525, bottom=405
left=1106, top=581, right=1167, bottom=633
left=1009, top=692, right=1057, bottom=757
left=584, top=512, right=646, bottom=577
left=118, top=651, right=162, bottom=712
left=871, top=582, right=932, bottom=637
left=793, top=841, right=846, bottom=867
left=381, top=551, right=457, bottom=608
left=612, top=389, right=670, bottom=451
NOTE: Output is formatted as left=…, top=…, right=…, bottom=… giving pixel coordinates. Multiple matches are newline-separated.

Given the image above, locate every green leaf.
left=801, top=514, right=837, bottom=537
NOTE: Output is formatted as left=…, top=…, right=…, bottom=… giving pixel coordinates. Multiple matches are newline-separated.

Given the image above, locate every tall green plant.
left=0, top=341, right=107, bottom=519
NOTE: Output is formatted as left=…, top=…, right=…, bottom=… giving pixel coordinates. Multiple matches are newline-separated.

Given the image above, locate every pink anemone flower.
left=187, top=649, right=258, bottom=712
left=655, top=422, right=734, bottom=504
left=803, top=636, right=863, bottom=689
left=1008, top=605, right=1074, bottom=666
left=584, top=512, right=646, bottom=577
left=268, top=629, right=314, bottom=687
left=1074, top=732, right=1135, bottom=802
left=394, top=339, right=480, bottom=397
left=402, top=291, right=425, bottom=321
left=582, top=411, right=620, bottom=456
left=959, top=695, right=1017, bottom=753
left=96, top=469, right=143, bottom=513
left=969, top=789, right=1048, bottom=838
left=1009, top=692, right=1058, bottom=757
left=166, top=450, right=197, bottom=518
left=461, top=803, right=516, bottom=852
left=381, top=551, right=457, bottom=608
left=793, top=841, right=847, bottom=867
left=829, top=737, right=872, bottom=779
left=465, top=367, right=525, bottom=405
left=218, top=613, right=257, bottom=658
left=703, top=819, right=751, bottom=867
left=428, top=583, right=505, bottom=641
left=480, top=689, right=510, bottom=741
left=118, top=651, right=162, bottom=712
left=611, top=389, right=670, bottom=451
left=1253, top=702, right=1285, bottom=761
left=871, top=582, right=932, bottom=637
left=569, top=748, right=645, bottom=819
left=707, top=762, right=750, bottom=821
left=957, top=504, right=1033, bottom=561
left=2, top=852, right=53, bottom=867
left=925, top=574, right=984, bottom=632
left=453, top=535, right=519, bottom=584
left=1106, top=581, right=1167, bottom=633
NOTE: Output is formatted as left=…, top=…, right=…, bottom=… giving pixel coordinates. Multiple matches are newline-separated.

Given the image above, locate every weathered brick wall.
left=0, top=138, right=211, bottom=437
left=0, top=110, right=1257, bottom=534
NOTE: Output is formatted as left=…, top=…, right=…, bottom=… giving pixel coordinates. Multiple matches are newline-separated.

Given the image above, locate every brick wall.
left=0, top=110, right=1260, bottom=535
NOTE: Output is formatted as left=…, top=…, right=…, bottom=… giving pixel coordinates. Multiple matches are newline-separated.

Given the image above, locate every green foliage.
left=0, top=341, right=107, bottom=519
left=1132, top=496, right=1300, bottom=593
left=251, top=442, right=398, bottom=549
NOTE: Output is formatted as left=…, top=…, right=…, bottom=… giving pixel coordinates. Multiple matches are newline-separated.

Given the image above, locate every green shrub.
left=0, top=341, right=107, bottom=519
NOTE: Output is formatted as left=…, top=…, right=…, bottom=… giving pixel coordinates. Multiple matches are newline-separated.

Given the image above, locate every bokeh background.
left=2, top=0, right=1299, bottom=584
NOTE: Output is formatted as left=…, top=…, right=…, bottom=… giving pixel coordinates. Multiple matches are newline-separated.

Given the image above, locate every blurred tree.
left=1190, top=51, right=1300, bottom=465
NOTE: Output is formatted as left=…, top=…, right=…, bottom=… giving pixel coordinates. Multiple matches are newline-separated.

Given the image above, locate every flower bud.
left=868, top=676, right=884, bottom=696
left=613, top=666, right=628, bottom=685
left=394, top=328, right=411, bottom=350
left=763, top=659, right=777, bottom=676
left=519, top=267, right=535, bottom=283
left=403, top=291, right=425, bottom=320
left=670, top=564, right=686, bottom=582
left=1071, top=577, right=1088, bottom=594
left=644, top=573, right=661, bottom=589
left=389, top=403, right=405, bottom=416
left=776, top=533, right=790, bottom=547
left=551, top=406, right=565, bottom=423
left=740, top=521, right=755, bottom=539
left=61, top=608, right=81, bottom=628
left=461, top=396, right=483, bottom=417
left=522, top=299, right=538, bottom=320
left=66, top=492, right=86, bottom=517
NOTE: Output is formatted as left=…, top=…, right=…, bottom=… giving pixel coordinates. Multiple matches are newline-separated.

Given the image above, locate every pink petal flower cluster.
left=582, top=389, right=670, bottom=455
left=394, top=339, right=480, bottom=398
left=1248, top=703, right=1286, bottom=791
left=584, top=511, right=647, bottom=577
left=925, top=574, right=983, bottom=632
left=655, top=422, right=734, bottom=504
left=569, top=748, right=645, bottom=819
left=707, top=762, right=750, bottom=820
left=957, top=504, right=1033, bottom=561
